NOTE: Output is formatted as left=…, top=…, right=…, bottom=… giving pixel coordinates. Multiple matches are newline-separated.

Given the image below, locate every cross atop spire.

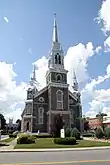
left=52, top=13, right=59, bottom=43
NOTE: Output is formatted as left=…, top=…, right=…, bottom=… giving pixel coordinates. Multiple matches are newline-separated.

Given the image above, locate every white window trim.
left=56, top=90, right=63, bottom=109
left=38, top=107, right=44, bottom=124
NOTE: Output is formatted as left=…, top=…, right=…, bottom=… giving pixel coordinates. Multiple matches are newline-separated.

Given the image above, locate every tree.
left=0, top=113, right=6, bottom=129
left=96, top=112, right=107, bottom=130
left=52, top=114, right=64, bottom=137
left=71, top=127, right=81, bottom=140
left=16, top=119, right=21, bottom=131
left=84, top=120, right=90, bottom=132
left=95, top=127, right=104, bottom=139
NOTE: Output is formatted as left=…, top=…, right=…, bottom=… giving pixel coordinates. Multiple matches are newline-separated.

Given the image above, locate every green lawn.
left=1, top=138, right=15, bottom=143
left=14, top=138, right=110, bottom=149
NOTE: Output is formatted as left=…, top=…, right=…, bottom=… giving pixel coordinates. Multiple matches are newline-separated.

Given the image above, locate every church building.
left=21, top=15, right=82, bottom=133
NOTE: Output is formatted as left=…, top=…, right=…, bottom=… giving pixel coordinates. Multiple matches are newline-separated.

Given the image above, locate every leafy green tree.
left=84, top=120, right=90, bottom=132
left=0, top=113, right=6, bottom=129
left=71, top=127, right=81, bottom=140
left=95, top=127, right=104, bottom=139
left=96, top=112, right=107, bottom=130
left=65, top=128, right=71, bottom=137
left=16, top=119, right=21, bottom=131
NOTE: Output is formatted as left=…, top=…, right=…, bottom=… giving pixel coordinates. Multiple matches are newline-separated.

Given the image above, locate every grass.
left=1, top=137, right=15, bottom=143
left=14, top=138, right=110, bottom=149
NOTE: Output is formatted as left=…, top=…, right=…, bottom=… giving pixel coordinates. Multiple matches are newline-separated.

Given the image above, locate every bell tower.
left=46, top=14, right=70, bottom=133
left=46, top=14, right=68, bottom=86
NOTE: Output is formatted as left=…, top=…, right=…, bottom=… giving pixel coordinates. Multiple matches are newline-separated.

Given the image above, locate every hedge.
left=54, top=137, right=76, bottom=145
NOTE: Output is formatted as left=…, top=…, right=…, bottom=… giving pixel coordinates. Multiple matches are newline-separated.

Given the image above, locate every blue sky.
left=0, top=0, right=110, bottom=122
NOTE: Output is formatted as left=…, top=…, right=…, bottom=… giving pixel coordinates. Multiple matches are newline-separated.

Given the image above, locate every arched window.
left=58, top=55, right=61, bottom=64
left=56, top=90, right=63, bottom=109
left=55, top=55, right=57, bottom=64
left=38, top=107, right=44, bottom=124
left=56, top=74, right=62, bottom=82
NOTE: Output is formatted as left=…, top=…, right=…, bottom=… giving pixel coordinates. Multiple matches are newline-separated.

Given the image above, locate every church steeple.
left=27, top=64, right=38, bottom=100
left=46, top=14, right=68, bottom=86
left=52, top=13, right=59, bottom=43
left=31, top=64, right=36, bottom=82
left=72, top=69, right=79, bottom=91
left=48, top=14, right=64, bottom=69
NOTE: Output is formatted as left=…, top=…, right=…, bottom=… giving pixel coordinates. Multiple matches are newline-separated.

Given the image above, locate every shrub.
left=65, top=128, right=71, bottom=137
left=54, top=137, right=76, bottom=145
left=9, top=134, right=17, bottom=138
left=104, top=127, right=110, bottom=139
left=17, top=134, right=35, bottom=144
left=71, top=127, right=81, bottom=140
left=95, top=127, right=104, bottom=139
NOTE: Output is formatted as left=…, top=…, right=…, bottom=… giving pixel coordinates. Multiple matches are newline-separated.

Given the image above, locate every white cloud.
left=5, top=108, right=23, bottom=123
left=4, top=16, right=9, bottom=23
left=95, top=46, right=102, bottom=54
left=94, top=89, right=110, bottom=103
left=82, top=63, right=110, bottom=95
left=96, top=0, right=110, bottom=34
left=64, top=42, right=94, bottom=86
left=0, top=62, right=27, bottom=121
left=83, top=63, right=110, bottom=118
left=104, top=36, right=110, bottom=52
left=34, top=56, right=48, bottom=89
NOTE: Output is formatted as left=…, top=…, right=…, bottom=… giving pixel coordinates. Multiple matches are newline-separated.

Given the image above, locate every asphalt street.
left=0, top=149, right=110, bottom=165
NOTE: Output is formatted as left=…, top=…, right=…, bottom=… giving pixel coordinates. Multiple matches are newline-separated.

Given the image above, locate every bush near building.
left=17, top=134, right=35, bottom=144
left=95, top=127, right=104, bottom=139
left=71, top=127, right=81, bottom=140
left=104, top=127, right=110, bottom=139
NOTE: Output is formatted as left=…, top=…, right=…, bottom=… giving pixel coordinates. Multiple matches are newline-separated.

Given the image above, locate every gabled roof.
left=34, top=86, right=48, bottom=98
left=68, top=90, right=77, bottom=101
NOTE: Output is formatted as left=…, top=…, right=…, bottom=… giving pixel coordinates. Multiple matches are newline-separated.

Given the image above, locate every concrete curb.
left=0, top=146, right=110, bottom=153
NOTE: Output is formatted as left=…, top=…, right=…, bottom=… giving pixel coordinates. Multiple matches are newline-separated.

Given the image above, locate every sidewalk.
left=0, top=146, right=110, bottom=152
left=83, top=137, right=110, bottom=143
left=0, top=138, right=17, bottom=151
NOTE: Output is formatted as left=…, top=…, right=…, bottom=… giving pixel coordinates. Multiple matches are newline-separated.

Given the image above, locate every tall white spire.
left=48, top=14, right=65, bottom=69
left=52, top=13, right=59, bottom=43
left=72, top=68, right=79, bottom=91
left=31, top=64, right=36, bottom=81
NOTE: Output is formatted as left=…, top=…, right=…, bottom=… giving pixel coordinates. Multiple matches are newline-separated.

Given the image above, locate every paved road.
left=0, top=149, right=110, bottom=165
